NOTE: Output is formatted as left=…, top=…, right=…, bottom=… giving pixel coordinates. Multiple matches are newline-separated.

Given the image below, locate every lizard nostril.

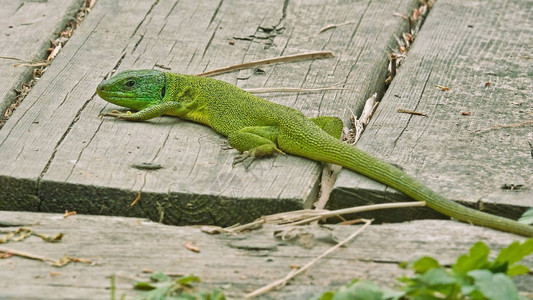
left=97, top=82, right=106, bottom=92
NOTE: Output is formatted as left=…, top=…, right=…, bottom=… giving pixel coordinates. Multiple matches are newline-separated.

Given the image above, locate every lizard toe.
left=233, top=151, right=255, bottom=169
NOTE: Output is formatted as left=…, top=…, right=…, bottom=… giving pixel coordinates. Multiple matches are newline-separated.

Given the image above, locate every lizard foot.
left=232, top=145, right=285, bottom=169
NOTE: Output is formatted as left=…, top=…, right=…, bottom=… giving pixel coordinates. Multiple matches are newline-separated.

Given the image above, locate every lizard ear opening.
left=161, top=86, right=166, bottom=98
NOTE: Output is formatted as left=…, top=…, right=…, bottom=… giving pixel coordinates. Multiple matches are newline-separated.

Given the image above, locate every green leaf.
left=133, top=281, right=157, bottom=291
left=329, top=280, right=392, bottom=300
left=318, top=291, right=335, bottom=300
left=417, top=268, right=457, bottom=286
left=381, top=288, right=404, bottom=300
left=467, top=270, right=521, bottom=300
left=133, top=273, right=225, bottom=300
left=506, top=264, right=530, bottom=276
left=518, top=208, right=533, bottom=225
left=208, top=289, right=227, bottom=300
left=410, top=256, right=440, bottom=274
left=491, top=239, right=533, bottom=275
left=172, top=294, right=198, bottom=300
left=178, top=275, right=201, bottom=285
left=403, top=268, right=460, bottom=299
left=452, top=242, right=490, bottom=275
left=150, top=271, right=170, bottom=283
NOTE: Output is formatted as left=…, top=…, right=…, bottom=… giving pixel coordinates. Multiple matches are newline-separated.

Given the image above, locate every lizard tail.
left=303, top=138, right=533, bottom=237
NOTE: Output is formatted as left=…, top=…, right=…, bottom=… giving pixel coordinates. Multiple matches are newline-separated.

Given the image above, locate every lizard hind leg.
left=310, top=116, right=343, bottom=140
left=227, top=126, right=282, bottom=169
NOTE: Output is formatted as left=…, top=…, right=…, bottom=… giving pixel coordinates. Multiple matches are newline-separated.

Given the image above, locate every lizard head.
left=97, top=69, right=166, bottom=111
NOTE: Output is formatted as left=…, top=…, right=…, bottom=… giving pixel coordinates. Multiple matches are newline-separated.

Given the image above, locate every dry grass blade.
left=474, top=120, right=533, bottom=134
left=0, top=246, right=57, bottom=264
left=196, top=51, right=335, bottom=77
left=267, top=202, right=426, bottom=226
left=245, top=85, right=349, bottom=94
left=319, top=21, right=355, bottom=33
left=223, top=202, right=425, bottom=233
left=13, top=62, right=51, bottom=68
left=226, top=219, right=265, bottom=233
left=0, top=56, right=31, bottom=62
left=244, top=219, right=373, bottom=298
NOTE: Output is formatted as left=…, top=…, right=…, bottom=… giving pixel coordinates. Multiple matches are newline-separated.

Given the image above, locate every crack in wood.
left=131, top=34, right=145, bottom=54
left=201, top=18, right=223, bottom=59
left=165, top=0, right=181, bottom=20
left=130, top=0, right=160, bottom=38
left=37, top=78, right=96, bottom=185
left=208, top=0, right=224, bottom=26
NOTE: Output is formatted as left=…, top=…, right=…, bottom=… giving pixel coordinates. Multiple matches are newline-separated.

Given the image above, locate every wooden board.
left=0, top=211, right=531, bottom=299
left=330, top=0, right=533, bottom=222
left=0, top=0, right=85, bottom=121
left=0, top=0, right=420, bottom=225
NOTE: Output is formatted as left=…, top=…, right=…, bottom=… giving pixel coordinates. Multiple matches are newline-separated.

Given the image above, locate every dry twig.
left=435, top=85, right=450, bottom=91
left=344, top=94, right=378, bottom=144
left=63, top=210, right=77, bottom=218
left=397, top=108, right=427, bottom=117
left=130, top=191, right=141, bottom=207
left=313, top=164, right=342, bottom=211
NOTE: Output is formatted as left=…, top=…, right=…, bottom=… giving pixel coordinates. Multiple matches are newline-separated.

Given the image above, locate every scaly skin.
left=97, top=69, right=533, bottom=237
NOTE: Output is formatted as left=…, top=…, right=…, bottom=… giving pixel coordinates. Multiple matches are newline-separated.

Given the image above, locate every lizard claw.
left=220, top=141, right=233, bottom=151
left=233, top=151, right=254, bottom=169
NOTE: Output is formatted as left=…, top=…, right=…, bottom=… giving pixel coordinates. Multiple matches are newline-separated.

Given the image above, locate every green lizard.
left=97, top=69, right=533, bottom=237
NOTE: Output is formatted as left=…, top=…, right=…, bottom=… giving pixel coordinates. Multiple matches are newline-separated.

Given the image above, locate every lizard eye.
left=161, top=86, right=166, bottom=98
left=125, top=80, right=135, bottom=88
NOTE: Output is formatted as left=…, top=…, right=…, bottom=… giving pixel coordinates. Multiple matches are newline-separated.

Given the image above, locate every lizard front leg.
left=100, top=101, right=182, bottom=121
left=227, top=126, right=284, bottom=168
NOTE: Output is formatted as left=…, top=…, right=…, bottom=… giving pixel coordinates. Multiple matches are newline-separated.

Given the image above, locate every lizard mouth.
left=96, top=83, right=148, bottom=111
left=97, top=83, right=141, bottom=100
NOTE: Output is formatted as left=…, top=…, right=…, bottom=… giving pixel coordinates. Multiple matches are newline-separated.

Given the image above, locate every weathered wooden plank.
left=0, top=1, right=164, bottom=211
left=330, top=0, right=533, bottom=221
left=0, top=0, right=420, bottom=225
left=0, top=0, right=85, bottom=121
left=41, top=0, right=316, bottom=225
left=0, top=211, right=531, bottom=299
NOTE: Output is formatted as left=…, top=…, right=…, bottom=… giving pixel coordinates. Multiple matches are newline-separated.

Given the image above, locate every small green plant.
left=318, top=239, right=533, bottom=300
left=133, top=272, right=225, bottom=300
left=518, top=208, right=533, bottom=225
